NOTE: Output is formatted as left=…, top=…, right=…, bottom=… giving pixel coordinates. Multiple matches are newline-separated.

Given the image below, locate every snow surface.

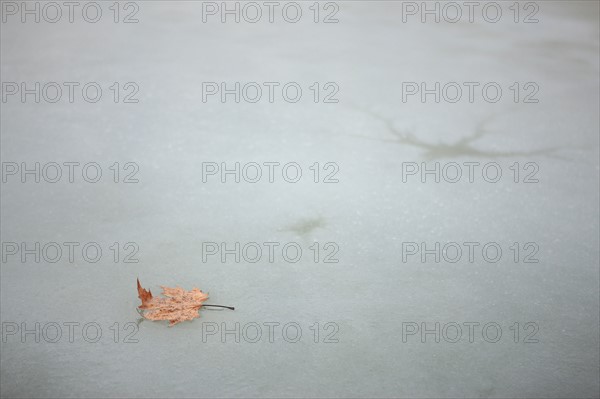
left=1, top=1, right=599, bottom=398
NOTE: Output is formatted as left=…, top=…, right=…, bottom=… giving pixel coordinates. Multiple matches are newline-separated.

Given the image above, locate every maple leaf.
left=137, top=279, right=209, bottom=326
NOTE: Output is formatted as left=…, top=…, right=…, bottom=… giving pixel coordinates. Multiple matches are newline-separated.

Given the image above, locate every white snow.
left=1, top=1, right=599, bottom=397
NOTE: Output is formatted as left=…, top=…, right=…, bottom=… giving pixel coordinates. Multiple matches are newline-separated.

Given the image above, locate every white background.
left=1, top=1, right=599, bottom=397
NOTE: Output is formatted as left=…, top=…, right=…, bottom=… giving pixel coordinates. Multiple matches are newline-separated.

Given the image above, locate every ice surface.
left=1, top=1, right=599, bottom=398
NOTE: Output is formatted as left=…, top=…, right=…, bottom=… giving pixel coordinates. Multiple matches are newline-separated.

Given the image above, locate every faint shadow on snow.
left=348, top=104, right=570, bottom=161
left=280, top=216, right=327, bottom=238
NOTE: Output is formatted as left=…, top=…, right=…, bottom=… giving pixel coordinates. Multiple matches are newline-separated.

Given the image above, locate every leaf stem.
left=203, top=304, right=235, bottom=310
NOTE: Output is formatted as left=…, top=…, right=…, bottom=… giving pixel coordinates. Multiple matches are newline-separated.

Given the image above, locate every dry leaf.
left=137, top=279, right=209, bottom=326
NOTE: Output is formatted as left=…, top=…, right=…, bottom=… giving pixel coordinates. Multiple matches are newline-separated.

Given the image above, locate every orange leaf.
left=137, top=279, right=209, bottom=326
